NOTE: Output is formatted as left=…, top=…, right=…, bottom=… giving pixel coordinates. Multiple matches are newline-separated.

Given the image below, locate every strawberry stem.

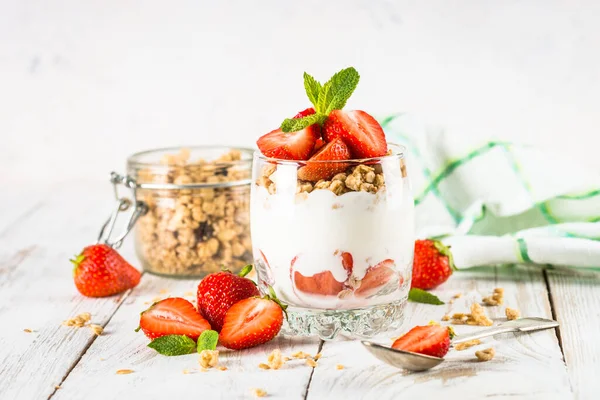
left=69, top=253, right=85, bottom=276
left=238, top=264, right=253, bottom=278
left=265, top=286, right=289, bottom=320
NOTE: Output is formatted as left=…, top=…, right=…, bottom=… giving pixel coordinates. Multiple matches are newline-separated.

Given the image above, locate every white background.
left=1, top=0, right=599, bottom=185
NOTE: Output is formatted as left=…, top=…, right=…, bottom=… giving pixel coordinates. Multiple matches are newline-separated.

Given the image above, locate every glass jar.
left=126, top=146, right=253, bottom=278
left=251, top=144, right=414, bottom=339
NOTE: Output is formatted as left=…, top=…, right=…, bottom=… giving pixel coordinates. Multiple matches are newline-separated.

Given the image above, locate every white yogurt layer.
left=251, top=172, right=415, bottom=310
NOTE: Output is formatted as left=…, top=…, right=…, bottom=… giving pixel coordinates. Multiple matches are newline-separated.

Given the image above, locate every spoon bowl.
left=362, top=317, right=559, bottom=372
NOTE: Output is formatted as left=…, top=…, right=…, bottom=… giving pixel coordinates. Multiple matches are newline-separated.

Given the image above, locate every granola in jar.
left=129, top=146, right=253, bottom=277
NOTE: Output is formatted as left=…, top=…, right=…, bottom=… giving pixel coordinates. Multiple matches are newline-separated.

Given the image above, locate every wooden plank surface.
left=52, top=274, right=321, bottom=400
left=546, top=271, right=600, bottom=400
left=0, top=182, right=137, bottom=400
left=1, top=184, right=598, bottom=400
left=309, top=266, right=573, bottom=400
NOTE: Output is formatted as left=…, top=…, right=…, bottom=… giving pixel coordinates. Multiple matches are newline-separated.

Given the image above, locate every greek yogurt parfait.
left=251, top=67, right=414, bottom=339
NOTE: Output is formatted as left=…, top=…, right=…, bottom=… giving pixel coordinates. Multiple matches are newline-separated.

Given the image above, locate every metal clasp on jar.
left=97, top=172, right=148, bottom=248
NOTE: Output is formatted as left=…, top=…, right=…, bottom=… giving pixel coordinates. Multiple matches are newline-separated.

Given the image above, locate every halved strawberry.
left=323, top=110, right=387, bottom=158
left=257, top=125, right=320, bottom=160
left=354, top=259, right=397, bottom=298
left=137, top=297, right=211, bottom=340
left=294, top=108, right=316, bottom=118
left=219, top=295, right=285, bottom=350
left=392, top=325, right=451, bottom=358
left=297, top=137, right=351, bottom=182
left=313, top=138, right=326, bottom=152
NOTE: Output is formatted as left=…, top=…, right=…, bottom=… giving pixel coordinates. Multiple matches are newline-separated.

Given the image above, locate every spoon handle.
left=452, top=317, right=559, bottom=344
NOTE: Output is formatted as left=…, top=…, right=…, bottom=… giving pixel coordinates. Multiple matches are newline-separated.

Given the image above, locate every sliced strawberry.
left=293, top=270, right=345, bottom=296
left=392, top=325, right=451, bottom=358
left=297, top=137, right=351, bottom=182
left=290, top=255, right=345, bottom=296
left=257, top=125, right=320, bottom=160
left=294, top=108, right=316, bottom=118
left=323, top=110, right=387, bottom=158
left=138, top=297, right=211, bottom=340
left=313, top=138, right=326, bottom=152
left=341, top=252, right=353, bottom=275
left=354, top=259, right=396, bottom=298
left=219, top=297, right=284, bottom=350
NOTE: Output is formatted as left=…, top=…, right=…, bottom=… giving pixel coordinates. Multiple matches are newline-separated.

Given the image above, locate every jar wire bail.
left=97, top=172, right=148, bottom=249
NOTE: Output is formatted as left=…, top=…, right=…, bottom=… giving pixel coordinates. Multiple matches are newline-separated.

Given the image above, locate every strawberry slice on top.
left=323, top=110, right=388, bottom=159
left=297, top=137, right=351, bottom=182
left=257, top=109, right=320, bottom=160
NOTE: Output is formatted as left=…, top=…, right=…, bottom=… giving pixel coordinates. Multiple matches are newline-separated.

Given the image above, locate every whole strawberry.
left=71, top=244, right=141, bottom=297
left=411, top=239, right=456, bottom=290
left=197, top=265, right=260, bottom=332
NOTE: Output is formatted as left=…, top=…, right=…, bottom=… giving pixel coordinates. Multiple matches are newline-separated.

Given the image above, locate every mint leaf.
left=316, top=81, right=333, bottom=115
left=303, top=72, right=322, bottom=107
left=408, top=288, right=445, bottom=305
left=148, top=335, right=196, bottom=356
left=324, top=67, right=360, bottom=114
left=197, top=330, right=219, bottom=353
left=281, top=113, right=325, bottom=133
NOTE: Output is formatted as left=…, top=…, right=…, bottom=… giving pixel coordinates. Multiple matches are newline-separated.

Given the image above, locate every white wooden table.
left=1, top=182, right=599, bottom=400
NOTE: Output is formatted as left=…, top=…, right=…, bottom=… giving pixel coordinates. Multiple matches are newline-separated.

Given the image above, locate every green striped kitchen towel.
left=382, top=114, right=600, bottom=271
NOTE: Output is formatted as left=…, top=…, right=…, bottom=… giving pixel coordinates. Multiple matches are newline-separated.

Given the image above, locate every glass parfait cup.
left=250, top=144, right=414, bottom=339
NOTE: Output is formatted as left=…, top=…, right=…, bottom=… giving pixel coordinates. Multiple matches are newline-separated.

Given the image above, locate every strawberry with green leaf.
left=71, top=244, right=141, bottom=298
left=411, top=239, right=456, bottom=290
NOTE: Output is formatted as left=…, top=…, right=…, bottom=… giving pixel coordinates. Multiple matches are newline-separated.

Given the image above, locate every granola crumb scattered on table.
left=441, top=315, right=450, bottom=322
left=258, top=363, right=270, bottom=370
left=505, top=307, right=521, bottom=320
left=88, top=324, right=103, bottom=335
left=336, top=364, right=345, bottom=370
left=23, top=328, right=33, bottom=333
left=218, top=366, right=228, bottom=371
left=306, top=358, right=318, bottom=368
left=482, top=288, right=504, bottom=306
left=267, top=349, right=284, bottom=370
left=199, top=350, right=219, bottom=369
left=475, top=348, right=495, bottom=361
left=62, top=312, right=91, bottom=328
left=454, top=339, right=482, bottom=351
left=252, top=388, right=267, bottom=398
left=450, top=303, right=493, bottom=326
left=116, top=369, right=134, bottom=375
left=313, top=352, right=322, bottom=360
left=291, top=351, right=311, bottom=359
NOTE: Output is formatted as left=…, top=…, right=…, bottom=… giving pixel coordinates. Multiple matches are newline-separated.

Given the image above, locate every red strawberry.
left=219, top=294, right=286, bottom=350
left=293, top=270, right=345, bottom=296
left=323, top=110, right=387, bottom=158
left=411, top=239, right=456, bottom=290
left=341, top=251, right=353, bottom=275
left=257, top=109, right=320, bottom=160
left=138, top=297, right=211, bottom=340
left=294, top=108, right=316, bottom=118
left=71, top=244, right=141, bottom=298
left=196, top=265, right=260, bottom=332
left=297, top=137, right=351, bottom=182
left=392, top=325, right=451, bottom=358
left=355, top=259, right=397, bottom=298
left=313, top=138, right=326, bottom=152
left=290, top=254, right=347, bottom=296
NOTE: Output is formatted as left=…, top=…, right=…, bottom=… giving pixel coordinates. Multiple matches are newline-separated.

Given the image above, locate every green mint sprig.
left=147, top=335, right=196, bottom=356
left=408, top=288, right=445, bottom=305
left=281, top=67, right=360, bottom=133
left=197, top=330, right=219, bottom=353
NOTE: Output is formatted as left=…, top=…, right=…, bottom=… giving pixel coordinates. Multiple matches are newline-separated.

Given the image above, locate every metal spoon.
left=362, top=317, right=559, bottom=372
